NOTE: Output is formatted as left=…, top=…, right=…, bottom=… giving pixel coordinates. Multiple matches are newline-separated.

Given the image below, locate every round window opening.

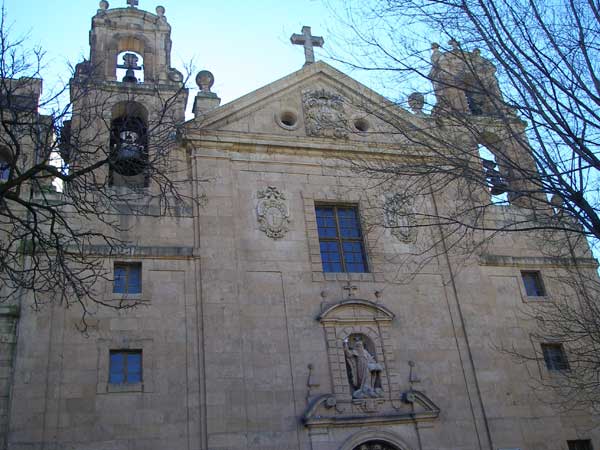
left=279, top=111, right=298, bottom=128
left=354, top=118, right=370, bottom=133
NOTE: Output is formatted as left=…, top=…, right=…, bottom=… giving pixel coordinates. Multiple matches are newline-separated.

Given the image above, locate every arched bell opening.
left=116, top=51, right=144, bottom=84
left=104, top=34, right=155, bottom=82
left=477, top=131, right=516, bottom=204
left=108, top=102, right=149, bottom=188
left=478, top=143, right=509, bottom=203
left=461, top=70, right=499, bottom=116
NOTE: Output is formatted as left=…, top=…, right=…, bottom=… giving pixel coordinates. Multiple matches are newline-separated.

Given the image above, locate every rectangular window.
left=541, top=343, right=570, bottom=371
left=113, top=262, right=142, bottom=294
left=316, top=205, right=367, bottom=273
left=521, top=271, right=545, bottom=297
left=109, top=350, right=142, bottom=384
left=568, top=440, right=593, bottom=450
left=0, top=162, right=9, bottom=181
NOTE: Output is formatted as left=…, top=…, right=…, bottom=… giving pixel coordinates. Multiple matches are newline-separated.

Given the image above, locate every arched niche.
left=318, top=299, right=399, bottom=400
left=108, top=101, right=149, bottom=188
left=339, top=430, right=412, bottom=450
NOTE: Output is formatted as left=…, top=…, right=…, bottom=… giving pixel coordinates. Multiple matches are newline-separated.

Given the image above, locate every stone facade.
left=3, top=2, right=600, bottom=450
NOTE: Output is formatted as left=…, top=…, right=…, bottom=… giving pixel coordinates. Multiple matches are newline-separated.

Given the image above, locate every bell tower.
left=88, top=0, right=183, bottom=84
left=64, top=0, right=187, bottom=189
left=429, top=40, right=543, bottom=207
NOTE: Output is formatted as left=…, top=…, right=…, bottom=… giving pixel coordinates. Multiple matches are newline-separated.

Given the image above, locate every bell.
left=111, top=131, right=145, bottom=176
left=122, top=68, right=138, bottom=83
left=482, top=159, right=508, bottom=195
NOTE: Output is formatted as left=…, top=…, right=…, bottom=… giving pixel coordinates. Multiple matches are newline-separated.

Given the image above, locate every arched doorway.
left=339, top=430, right=413, bottom=450
left=353, top=442, right=401, bottom=450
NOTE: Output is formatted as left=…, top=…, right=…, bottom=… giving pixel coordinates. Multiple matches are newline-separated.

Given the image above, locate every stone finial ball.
left=196, top=70, right=215, bottom=93
left=408, top=92, right=425, bottom=113
left=99, top=0, right=109, bottom=10
left=156, top=5, right=165, bottom=16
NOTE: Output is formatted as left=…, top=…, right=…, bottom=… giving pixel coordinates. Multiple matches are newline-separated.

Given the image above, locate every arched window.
left=353, top=441, right=401, bottom=450
left=116, top=51, right=144, bottom=83
left=109, top=102, right=148, bottom=188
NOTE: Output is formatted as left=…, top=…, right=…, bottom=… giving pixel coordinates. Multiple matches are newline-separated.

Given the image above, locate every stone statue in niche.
left=256, top=186, right=290, bottom=239
left=302, top=88, right=349, bottom=139
left=343, top=334, right=384, bottom=399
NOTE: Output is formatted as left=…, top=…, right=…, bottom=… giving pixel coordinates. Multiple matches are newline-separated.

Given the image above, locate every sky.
left=4, top=0, right=362, bottom=110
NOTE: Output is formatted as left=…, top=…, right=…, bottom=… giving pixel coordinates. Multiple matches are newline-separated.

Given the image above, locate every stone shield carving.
left=256, top=186, right=290, bottom=239
left=384, top=193, right=417, bottom=243
left=302, top=89, right=349, bottom=139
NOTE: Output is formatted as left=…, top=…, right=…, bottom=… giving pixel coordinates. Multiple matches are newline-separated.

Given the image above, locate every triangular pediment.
left=184, top=61, right=419, bottom=146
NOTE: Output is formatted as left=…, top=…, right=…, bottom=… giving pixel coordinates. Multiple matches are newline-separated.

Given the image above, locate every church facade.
left=2, top=2, right=600, bottom=450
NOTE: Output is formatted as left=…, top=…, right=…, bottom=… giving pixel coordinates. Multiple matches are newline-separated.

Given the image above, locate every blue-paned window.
left=113, top=262, right=142, bottom=294
left=522, top=271, right=545, bottom=297
left=109, top=350, right=142, bottom=384
left=0, top=160, right=9, bottom=181
left=316, top=205, right=368, bottom=273
left=541, top=343, right=569, bottom=371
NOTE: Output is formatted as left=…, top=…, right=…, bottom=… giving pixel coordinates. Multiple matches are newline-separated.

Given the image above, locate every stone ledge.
left=479, top=254, right=598, bottom=268
left=83, top=245, right=194, bottom=258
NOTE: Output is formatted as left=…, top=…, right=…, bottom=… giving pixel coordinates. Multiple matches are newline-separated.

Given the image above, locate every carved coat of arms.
left=302, top=89, right=349, bottom=139
left=256, top=186, right=290, bottom=239
left=384, top=193, right=417, bottom=243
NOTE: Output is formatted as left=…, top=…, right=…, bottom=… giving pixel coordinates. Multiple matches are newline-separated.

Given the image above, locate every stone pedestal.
left=193, top=92, right=221, bottom=117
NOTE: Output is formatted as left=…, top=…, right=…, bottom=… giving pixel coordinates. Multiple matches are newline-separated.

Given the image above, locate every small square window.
left=521, top=271, right=545, bottom=297
left=315, top=205, right=368, bottom=273
left=113, top=262, right=142, bottom=294
left=568, top=440, right=594, bottom=450
left=541, top=343, right=570, bottom=371
left=109, top=350, right=142, bottom=384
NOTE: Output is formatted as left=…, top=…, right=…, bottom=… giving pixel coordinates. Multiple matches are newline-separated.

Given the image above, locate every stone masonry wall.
left=0, top=306, right=18, bottom=450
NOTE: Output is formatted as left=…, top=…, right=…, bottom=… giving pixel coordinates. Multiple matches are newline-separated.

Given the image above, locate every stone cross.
left=290, top=26, right=324, bottom=66
left=127, top=0, right=139, bottom=7
left=343, top=283, right=358, bottom=298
